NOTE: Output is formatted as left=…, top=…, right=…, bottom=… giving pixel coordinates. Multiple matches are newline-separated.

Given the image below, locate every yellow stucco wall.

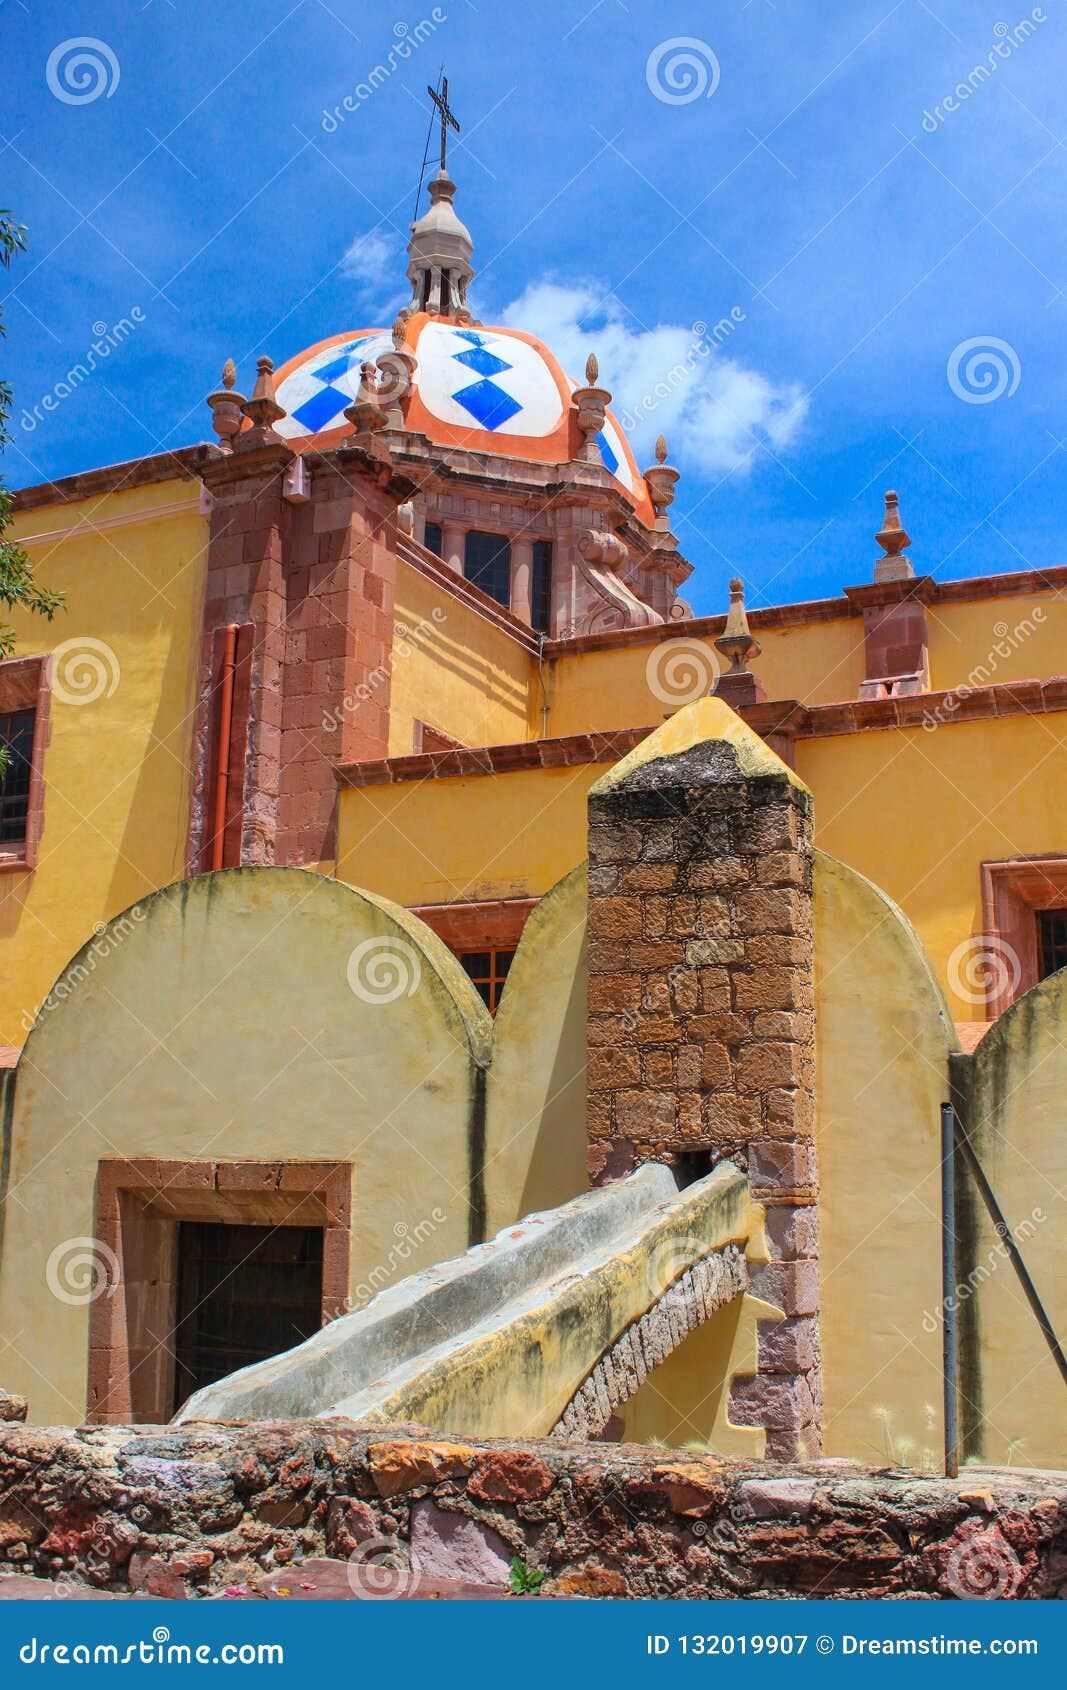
left=388, top=560, right=534, bottom=756
left=0, top=869, right=490, bottom=1423
left=536, top=587, right=1067, bottom=742
left=2, top=484, right=208, bottom=1050
left=798, top=712, right=1067, bottom=1021
left=813, top=851, right=956, bottom=1466
left=541, top=616, right=866, bottom=739
left=925, top=591, right=1064, bottom=696
left=339, top=710, right=1066, bottom=1021
left=962, top=970, right=1067, bottom=1470
left=485, top=865, right=589, bottom=1234
left=337, top=762, right=601, bottom=908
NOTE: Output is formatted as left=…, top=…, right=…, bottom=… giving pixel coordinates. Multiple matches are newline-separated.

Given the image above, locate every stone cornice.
left=12, top=444, right=217, bottom=511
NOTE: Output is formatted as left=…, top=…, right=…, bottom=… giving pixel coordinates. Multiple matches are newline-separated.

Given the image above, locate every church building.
left=0, top=123, right=1064, bottom=1471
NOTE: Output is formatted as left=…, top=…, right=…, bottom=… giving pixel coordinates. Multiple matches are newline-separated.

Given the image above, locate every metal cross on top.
left=427, top=76, right=460, bottom=171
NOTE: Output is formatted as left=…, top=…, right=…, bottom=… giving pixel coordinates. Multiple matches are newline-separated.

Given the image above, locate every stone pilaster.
left=585, top=697, right=821, bottom=1458
left=193, top=436, right=416, bottom=872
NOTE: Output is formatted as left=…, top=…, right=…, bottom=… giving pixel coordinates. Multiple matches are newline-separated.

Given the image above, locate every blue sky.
left=3, top=0, right=1065, bottom=615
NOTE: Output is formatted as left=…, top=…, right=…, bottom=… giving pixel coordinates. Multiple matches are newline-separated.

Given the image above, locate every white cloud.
left=498, top=280, right=807, bottom=474
left=340, top=229, right=407, bottom=316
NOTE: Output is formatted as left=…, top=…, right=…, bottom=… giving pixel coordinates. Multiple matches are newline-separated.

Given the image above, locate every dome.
left=272, top=313, right=654, bottom=523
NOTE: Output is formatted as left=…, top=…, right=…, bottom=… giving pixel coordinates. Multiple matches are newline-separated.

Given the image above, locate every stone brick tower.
left=585, top=698, right=821, bottom=1458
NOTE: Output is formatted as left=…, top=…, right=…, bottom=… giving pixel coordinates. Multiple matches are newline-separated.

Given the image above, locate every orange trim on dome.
left=271, top=315, right=655, bottom=525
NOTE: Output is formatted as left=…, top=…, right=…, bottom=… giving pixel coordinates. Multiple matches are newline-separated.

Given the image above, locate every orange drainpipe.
left=210, top=624, right=239, bottom=871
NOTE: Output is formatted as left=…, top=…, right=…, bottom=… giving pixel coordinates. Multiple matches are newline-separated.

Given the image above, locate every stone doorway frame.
left=88, top=1159, right=352, bottom=1423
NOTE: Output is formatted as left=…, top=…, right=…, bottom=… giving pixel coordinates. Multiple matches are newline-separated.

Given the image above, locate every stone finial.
left=207, top=358, right=246, bottom=453
left=377, top=322, right=419, bottom=427
left=644, top=438, right=680, bottom=532
left=715, top=578, right=761, bottom=674
left=714, top=578, right=766, bottom=707
left=344, top=360, right=388, bottom=434
left=241, top=357, right=286, bottom=430
left=572, top=356, right=612, bottom=466
left=874, top=489, right=914, bottom=583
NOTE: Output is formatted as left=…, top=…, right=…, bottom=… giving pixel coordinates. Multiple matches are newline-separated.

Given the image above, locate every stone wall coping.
left=335, top=675, right=1067, bottom=787
left=542, top=565, right=1067, bottom=656
left=1, top=1420, right=1063, bottom=1599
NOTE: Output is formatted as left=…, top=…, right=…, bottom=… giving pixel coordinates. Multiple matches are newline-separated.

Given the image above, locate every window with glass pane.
left=531, top=540, right=552, bottom=633
left=423, top=521, right=442, bottom=558
left=0, top=710, right=35, bottom=845
left=464, top=530, right=511, bottom=609
left=1038, top=909, right=1067, bottom=980
left=459, top=947, right=515, bottom=1014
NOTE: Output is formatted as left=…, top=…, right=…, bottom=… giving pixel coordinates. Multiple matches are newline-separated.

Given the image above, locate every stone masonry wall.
left=585, top=708, right=820, bottom=1459
left=193, top=438, right=413, bottom=871
left=0, top=1421, right=1064, bottom=1600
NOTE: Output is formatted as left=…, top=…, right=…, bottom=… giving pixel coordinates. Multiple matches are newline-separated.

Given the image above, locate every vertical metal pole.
left=941, top=1101, right=959, bottom=1478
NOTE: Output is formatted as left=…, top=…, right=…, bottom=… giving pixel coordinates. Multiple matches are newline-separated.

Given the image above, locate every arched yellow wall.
left=962, top=971, right=1067, bottom=1470
left=485, top=864, right=589, bottom=1233
left=0, top=869, right=490, bottom=1424
left=813, top=851, right=957, bottom=1465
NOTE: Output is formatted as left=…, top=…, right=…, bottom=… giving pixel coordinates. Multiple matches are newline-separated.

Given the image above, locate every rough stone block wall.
left=585, top=713, right=820, bottom=1458
left=1, top=1423, right=1064, bottom=1600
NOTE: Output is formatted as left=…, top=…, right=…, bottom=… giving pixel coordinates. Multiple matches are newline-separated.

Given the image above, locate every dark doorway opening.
left=172, top=1222, right=324, bottom=1414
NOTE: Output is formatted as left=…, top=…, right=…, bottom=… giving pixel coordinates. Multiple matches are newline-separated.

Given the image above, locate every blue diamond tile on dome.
left=290, top=385, right=351, bottom=434
left=451, top=378, right=523, bottom=431
left=596, top=431, right=620, bottom=475
left=453, top=345, right=512, bottom=378
left=313, top=342, right=371, bottom=383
